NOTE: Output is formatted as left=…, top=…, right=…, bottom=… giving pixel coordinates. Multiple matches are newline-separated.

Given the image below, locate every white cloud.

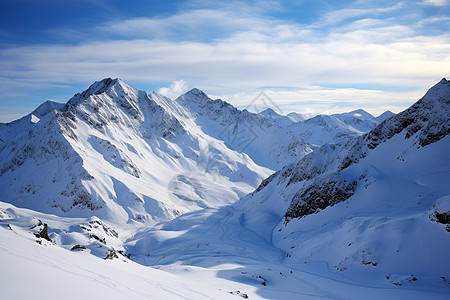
left=414, top=16, right=450, bottom=27
left=420, top=0, right=448, bottom=6
left=2, top=28, right=447, bottom=90
left=322, top=2, right=405, bottom=25
left=1, top=1, right=449, bottom=119
left=98, top=7, right=281, bottom=41
left=158, top=80, right=189, bottom=99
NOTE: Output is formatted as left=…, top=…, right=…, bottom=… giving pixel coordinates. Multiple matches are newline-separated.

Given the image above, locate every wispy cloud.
left=97, top=7, right=304, bottom=42
left=420, top=0, right=448, bottom=6
left=2, top=32, right=447, bottom=91
left=322, top=2, right=405, bottom=25
left=415, top=16, right=450, bottom=27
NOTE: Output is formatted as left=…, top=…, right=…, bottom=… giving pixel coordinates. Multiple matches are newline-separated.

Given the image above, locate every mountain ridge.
left=0, top=78, right=272, bottom=224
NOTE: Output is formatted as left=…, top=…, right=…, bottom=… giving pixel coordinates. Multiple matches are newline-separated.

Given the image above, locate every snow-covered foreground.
left=0, top=199, right=450, bottom=299
left=0, top=213, right=231, bottom=300
left=1, top=202, right=448, bottom=300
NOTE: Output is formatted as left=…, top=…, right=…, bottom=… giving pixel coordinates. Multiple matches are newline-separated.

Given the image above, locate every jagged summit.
left=67, top=77, right=135, bottom=107
left=177, top=88, right=211, bottom=104
left=419, top=77, right=450, bottom=104
left=175, top=88, right=241, bottom=117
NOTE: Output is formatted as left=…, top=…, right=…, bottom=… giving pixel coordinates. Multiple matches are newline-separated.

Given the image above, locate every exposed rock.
left=70, top=244, right=86, bottom=251
left=285, top=174, right=357, bottom=222
left=36, top=223, right=52, bottom=242
left=428, top=195, right=450, bottom=231
left=228, top=290, right=249, bottom=298
left=105, top=249, right=119, bottom=260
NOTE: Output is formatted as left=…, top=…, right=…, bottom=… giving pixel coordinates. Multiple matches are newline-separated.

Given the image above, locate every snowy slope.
left=236, top=78, right=450, bottom=278
left=5, top=201, right=449, bottom=300
left=287, top=114, right=362, bottom=146
left=0, top=204, right=244, bottom=300
left=0, top=78, right=271, bottom=225
left=282, top=109, right=385, bottom=148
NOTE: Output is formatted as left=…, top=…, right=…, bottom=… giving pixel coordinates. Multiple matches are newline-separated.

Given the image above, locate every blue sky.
left=1, top=0, right=449, bottom=121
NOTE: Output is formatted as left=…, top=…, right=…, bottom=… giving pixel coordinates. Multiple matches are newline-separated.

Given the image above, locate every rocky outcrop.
left=285, top=174, right=357, bottom=222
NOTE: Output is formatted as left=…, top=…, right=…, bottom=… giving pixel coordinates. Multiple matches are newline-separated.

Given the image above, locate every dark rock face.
left=285, top=174, right=357, bottom=222
left=71, top=244, right=86, bottom=251
left=105, top=249, right=119, bottom=260
left=434, top=212, right=450, bottom=225
left=36, top=223, right=52, bottom=242
left=431, top=211, right=450, bottom=231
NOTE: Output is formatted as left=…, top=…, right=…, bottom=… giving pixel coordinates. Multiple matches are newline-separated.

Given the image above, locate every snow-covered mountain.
left=0, top=78, right=385, bottom=225
left=174, top=88, right=385, bottom=169
left=0, top=78, right=271, bottom=225
left=0, top=100, right=64, bottom=145
left=173, top=88, right=312, bottom=169
left=235, top=78, right=450, bottom=277
left=332, top=109, right=379, bottom=132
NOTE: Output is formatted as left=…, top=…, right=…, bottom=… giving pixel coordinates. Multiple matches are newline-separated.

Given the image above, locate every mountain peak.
left=343, top=109, right=375, bottom=120
left=68, top=78, right=133, bottom=106
left=82, top=77, right=116, bottom=96
left=375, top=110, right=395, bottom=123
left=175, top=88, right=212, bottom=106
left=31, top=100, right=64, bottom=119
left=430, top=77, right=449, bottom=91
left=362, top=77, right=450, bottom=152
left=417, top=77, right=450, bottom=108
left=184, top=88, right=209, bottom=99
left=260, top=108, right=280, bottom=117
